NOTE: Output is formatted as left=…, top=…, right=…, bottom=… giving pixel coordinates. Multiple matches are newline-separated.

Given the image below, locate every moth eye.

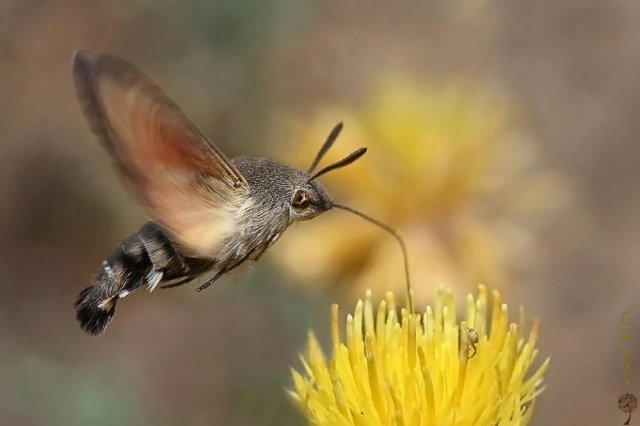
left=292, top=189, right=310, bottom=209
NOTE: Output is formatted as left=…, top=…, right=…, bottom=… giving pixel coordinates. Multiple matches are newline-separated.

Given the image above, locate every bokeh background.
left=1, top=1, right=638, bottom=425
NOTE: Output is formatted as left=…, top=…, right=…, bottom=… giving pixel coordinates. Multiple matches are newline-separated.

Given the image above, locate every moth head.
left=289, top=122, right=367, bottom=222
left=293, top=123, right=412, bottom=311
left=288, top=180, right=332, bottom=221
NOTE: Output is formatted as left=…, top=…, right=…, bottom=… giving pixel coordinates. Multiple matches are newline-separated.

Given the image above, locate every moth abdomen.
left=75, top=222, right=195, bottom=335
left=75, top=280, right=118, bottom=336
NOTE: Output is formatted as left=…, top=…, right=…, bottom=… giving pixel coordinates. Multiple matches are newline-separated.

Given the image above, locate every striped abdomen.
left=75, top=222, right=213, bottom=335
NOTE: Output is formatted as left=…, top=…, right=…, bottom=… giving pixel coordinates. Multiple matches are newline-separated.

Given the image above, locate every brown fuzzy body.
left=71, top=51, right=343, bottom=335
left=75, top=156, right=333, bottom=335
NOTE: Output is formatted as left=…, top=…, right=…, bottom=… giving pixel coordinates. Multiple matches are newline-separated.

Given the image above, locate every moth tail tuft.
left=74, top=286, right=117, bottom=336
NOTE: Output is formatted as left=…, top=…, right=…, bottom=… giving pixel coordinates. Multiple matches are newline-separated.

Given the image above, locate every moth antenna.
left=308, top=147, right=367, bottom=182
left=332, top=203, right=414, bottom=313
left=308, top=122, right=343, bottom=173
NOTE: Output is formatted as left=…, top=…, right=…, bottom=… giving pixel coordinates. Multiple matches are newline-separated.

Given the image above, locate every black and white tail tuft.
left=75, top=286, right=117, bottom=335
left=73, top=222, right=215, bottom=335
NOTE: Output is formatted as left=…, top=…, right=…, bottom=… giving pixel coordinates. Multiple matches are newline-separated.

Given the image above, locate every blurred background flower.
left=271, top=77, right=565, bottom=302
left=291, top=286, right=549, bottom=425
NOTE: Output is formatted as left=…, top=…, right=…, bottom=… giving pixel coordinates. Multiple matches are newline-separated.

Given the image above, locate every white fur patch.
left=102, top=261, right=116, bottom=280
left=98, top=298, right=115, bottom=310
left=146, top=270, right=163, bottom=292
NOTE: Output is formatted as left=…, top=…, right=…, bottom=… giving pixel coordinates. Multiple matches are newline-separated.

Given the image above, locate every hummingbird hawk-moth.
left=73, top=50, right=410, bottom=335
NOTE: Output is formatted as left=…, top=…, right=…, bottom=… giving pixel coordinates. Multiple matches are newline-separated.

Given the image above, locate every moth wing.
left=73, top=50, right=250, bottom=257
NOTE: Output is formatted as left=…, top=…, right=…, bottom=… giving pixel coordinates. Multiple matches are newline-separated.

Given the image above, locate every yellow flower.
left=272, top=78, right=565, bottom=300
left=289, top=286, right=549, bottom=425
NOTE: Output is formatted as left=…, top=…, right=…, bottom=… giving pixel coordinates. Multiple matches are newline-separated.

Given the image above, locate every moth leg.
left=194, top=270, right=225, bottom=293
left=195, top=247, right=259, bottom=292
left=252, top=233, right=280, bottom=262
left=160, top=276, right=194, bottom=289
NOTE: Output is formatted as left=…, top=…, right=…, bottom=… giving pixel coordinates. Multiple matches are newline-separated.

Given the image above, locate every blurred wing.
left=73, top=50, right=250, bottom=257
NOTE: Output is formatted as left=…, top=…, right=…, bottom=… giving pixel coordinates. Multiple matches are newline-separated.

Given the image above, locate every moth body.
left=75, top=156, right=334, bottom=335
left=72, top=50, right=362, bottom=335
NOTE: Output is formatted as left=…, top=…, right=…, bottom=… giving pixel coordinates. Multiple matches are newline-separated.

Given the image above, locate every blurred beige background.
left=1, top=1, right=639, bottom=425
